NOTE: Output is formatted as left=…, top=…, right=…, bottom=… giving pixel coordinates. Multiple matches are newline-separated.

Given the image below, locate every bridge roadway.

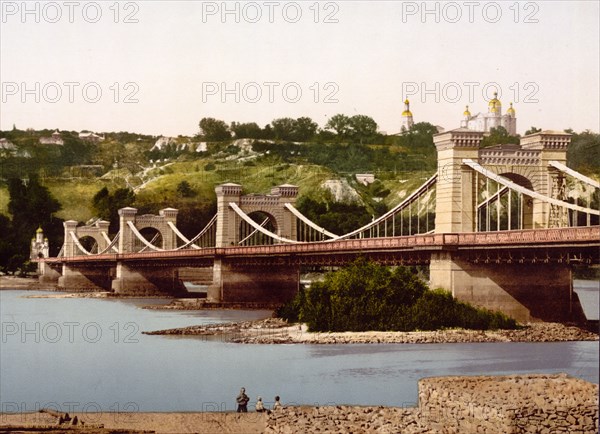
left=43, top=226, right=600, bottom=267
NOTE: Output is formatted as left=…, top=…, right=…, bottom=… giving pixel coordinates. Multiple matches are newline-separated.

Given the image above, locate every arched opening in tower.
left=137, top=227, right=164, bottom=251
left=78, top=236, right=99, bottom=254
left=477, top=172, right=534, bottom=231
left=239, top=211, right=277, bottom=245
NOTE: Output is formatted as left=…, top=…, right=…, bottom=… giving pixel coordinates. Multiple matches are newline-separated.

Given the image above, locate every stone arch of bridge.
left=133, top=216, right=170, bottom=249
left=215, top=183, right=298, bottom=247
left=117, top=207, right=179, bottom=253
left=239, top=209, right=279, bottom=245
left=62, top=220, right=110, bottom=257
left=482, top=165, right=542, bottom=193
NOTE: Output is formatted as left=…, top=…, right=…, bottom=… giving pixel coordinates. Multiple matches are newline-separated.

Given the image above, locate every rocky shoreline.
left=143, top=317, right=599, bottom=344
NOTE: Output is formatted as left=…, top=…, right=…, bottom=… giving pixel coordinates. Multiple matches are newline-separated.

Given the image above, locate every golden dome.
left=463, top=105, right=471, bottom=117
left=488, top=92, right=501, bottom=112
left=402, top=99, right=412, bottom=117
left=506, top=102, right=516, bottom=116
left=36, top=226, right=43, bottom=233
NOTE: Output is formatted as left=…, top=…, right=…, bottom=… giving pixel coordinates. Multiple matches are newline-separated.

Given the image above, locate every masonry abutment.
left=57, top=219, right=113, bottom=291
left=210, top=184, right=300, bottom=302
left=111, top=206, right=187, bottom=295
left=430, top=130, right=576, bottom=322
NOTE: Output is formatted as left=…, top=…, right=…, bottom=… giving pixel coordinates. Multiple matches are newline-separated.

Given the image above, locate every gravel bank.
left=143, top=318, right=598, bottom=344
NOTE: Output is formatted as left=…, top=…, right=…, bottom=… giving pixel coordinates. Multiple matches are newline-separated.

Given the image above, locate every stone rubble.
left=264, top=374, right=599, bottom=434
left=144, top=318, right=599, bottom=344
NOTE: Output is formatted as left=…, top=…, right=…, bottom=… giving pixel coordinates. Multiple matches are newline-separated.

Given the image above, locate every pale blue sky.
left=1, top=1, right=598, bottom=136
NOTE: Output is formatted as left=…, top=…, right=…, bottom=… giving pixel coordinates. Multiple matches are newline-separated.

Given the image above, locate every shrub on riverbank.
left=277, top=259, right=518, bottom=332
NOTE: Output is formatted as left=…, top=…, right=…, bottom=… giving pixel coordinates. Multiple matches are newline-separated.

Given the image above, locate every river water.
left=0, top=289, right=598, bottom=413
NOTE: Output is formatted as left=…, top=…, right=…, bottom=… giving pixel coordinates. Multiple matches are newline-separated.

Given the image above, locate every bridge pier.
left=58, top=265, right=113, bottom=292
left=209, top=259, right=299, bottom=303
left=429, top=252, right=586, bottom=323
left=38, top=262, right=61, bottom=285
left=111, top=263, right=187, bottom=296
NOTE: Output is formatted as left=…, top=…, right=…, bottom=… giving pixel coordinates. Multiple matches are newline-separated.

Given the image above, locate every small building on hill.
left=79, top=131, right=105, bottom=142
left=39, top=130, right=64, bottom=146
left=0, top=138, right=16, bottom=152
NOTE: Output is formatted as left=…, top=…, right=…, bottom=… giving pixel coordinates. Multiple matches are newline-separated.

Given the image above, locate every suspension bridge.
left=37, top=130, right=599, bottom=322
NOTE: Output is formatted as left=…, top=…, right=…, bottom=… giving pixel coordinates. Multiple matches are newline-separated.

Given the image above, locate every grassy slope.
left=0, top=149, right=435, bottom=222
left=0, top=168, right=436, bottom=222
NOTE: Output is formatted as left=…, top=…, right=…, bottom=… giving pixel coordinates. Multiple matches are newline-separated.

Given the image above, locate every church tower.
left=400, top=99, right=414, bottom=132
left=30, top=226, right=49, bottom=260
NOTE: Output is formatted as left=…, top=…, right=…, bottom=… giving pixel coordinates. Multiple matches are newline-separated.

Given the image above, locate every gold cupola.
left=506, top=102, right=516, bottom=116
left=402, top=99, right=413, bottom=117
left=488, top=92, right=501, bottom=113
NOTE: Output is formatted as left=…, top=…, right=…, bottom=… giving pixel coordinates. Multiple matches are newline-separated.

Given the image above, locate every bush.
left=278, top=259, right=518, bottom=332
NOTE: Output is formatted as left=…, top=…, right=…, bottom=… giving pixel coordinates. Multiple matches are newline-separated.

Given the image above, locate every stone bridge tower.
left=214, top=183, right=299, bottom=247
left=211, top=183, right=300, bottom=303
left=117, top=207, right=178, bottom=253
left=430, top=129, right=581, bottom=322
left=433, top=129, right=571, bottom=232
left=58, top=219, right=112, bottom=291
left=112, top=207, right=184, bottom=295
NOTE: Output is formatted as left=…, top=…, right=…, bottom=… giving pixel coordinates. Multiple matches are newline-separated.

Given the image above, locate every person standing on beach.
left=236, top=387, right=249, bottom=412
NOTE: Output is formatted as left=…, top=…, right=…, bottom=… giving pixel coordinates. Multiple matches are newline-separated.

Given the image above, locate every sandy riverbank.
left=143, top=317, right=599, bottom=344
left=0, top=408, right=424, bottom=434
left=2, top=374, right=598, bottom=433
left=0, top=276, right=55, bottom=290
left=0, top=411, right=266, bottom=433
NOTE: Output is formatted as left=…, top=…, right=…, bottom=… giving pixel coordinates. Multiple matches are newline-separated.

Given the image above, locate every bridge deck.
left=41, top=226, right=600, bottom=266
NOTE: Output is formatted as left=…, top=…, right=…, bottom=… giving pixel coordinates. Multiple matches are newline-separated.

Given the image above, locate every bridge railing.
left=38, top=226, right=599, bottom=264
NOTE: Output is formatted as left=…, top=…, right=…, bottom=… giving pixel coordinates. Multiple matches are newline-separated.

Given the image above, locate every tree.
left=261, top=124, right=274, bottom=140
left=278, top=259, right=518, bottom=332
left=8, top=176, right=62, bottom=230
left=567, top=130, right=600, bottom=175
left=480, top=126, right=519, bottom=148
left=524, top=126, right=542, bottom=136
left=199, top=118, right=231, bottom=142
left=176, top=180, right=195, bottom=198
left=271, top=118, right=296, bottom=141
left=0, top=214, right=16, bottom=272
left=92, top=187, right=111, bottom=220
left=325, top=114, right=351, bottom=138
left=92, top=187, right=135, bottom=233
left=3, top=177, right=63, bottom=271
left=230, top=122, right=263, bottom=139
left=293, top=117, right=318, bottom=142
left=349, top=115, right=378, bottom=144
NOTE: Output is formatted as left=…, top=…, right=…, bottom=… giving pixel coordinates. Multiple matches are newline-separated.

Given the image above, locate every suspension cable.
left=463, top=159, right=599, bottom=216
left=549, top=161, right=600, bottom=189
left=229, top=203, right=300, bottom=244
left=127, top=221, right=164, bottom=251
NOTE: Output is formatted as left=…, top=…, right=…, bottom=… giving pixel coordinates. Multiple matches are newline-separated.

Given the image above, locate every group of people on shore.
left=236, top=387, right=282, bottom=413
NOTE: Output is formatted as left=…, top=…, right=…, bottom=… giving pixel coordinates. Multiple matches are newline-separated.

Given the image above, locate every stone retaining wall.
left=265, top=374, right=599, bottom=433
left=418, top=374, right=599, bottom=433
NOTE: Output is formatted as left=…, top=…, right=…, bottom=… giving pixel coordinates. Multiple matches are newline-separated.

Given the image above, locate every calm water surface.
left=1, top=289, right=598, bottom=412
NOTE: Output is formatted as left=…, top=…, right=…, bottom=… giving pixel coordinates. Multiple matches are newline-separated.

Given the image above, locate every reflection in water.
left=0, top=290, right=598, bottom=412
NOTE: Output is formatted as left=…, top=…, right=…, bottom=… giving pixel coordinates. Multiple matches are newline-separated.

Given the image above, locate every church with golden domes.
left=460, top=92, right=517, bottom=135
